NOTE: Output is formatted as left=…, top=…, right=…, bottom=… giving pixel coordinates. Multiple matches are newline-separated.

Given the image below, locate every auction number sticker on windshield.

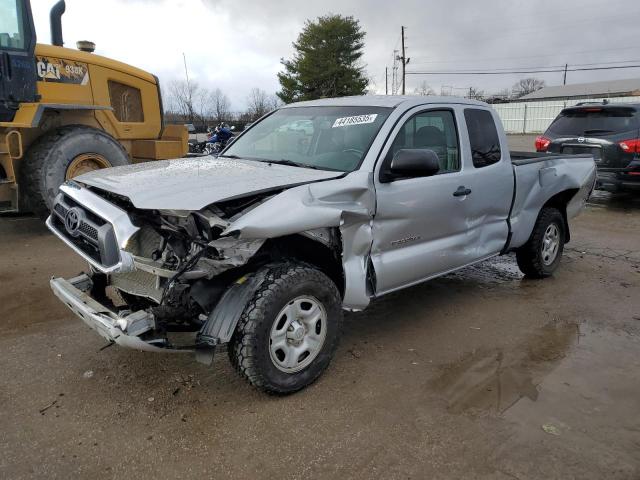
left=332, top=114, right=378, bottom=128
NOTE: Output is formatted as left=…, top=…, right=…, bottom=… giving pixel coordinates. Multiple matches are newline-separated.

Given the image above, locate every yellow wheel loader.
left=0, top=0, right=188, bottom=219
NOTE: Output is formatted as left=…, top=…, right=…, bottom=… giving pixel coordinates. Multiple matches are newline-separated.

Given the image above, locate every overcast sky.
left=31, top=0, right=640, bottom=109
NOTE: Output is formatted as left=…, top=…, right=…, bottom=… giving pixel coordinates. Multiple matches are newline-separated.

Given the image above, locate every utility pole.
left=392, top=50, right=398, bottom=94
left=401, top=26, right=406, bottom=95
left=563, top=63, right=568, bottom=85
left=183, top=52, right=194, bottom=123
left=385, top=67, right=388, bottom=95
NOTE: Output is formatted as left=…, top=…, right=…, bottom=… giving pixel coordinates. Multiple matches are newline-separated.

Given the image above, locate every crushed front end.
left=47, top=181, right=268, bottom=357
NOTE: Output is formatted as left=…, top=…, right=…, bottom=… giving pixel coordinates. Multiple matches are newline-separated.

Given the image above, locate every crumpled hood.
left=76, top=157, right=343, bottom=210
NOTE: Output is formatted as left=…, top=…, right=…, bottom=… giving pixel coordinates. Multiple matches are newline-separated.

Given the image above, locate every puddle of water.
left=588, top=190, right=640, bottom=211
left=431, top=322, right=578, bottom=414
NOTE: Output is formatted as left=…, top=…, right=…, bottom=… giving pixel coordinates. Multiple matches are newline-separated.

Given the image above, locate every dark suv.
left=536, top=102, right=640, bottom=193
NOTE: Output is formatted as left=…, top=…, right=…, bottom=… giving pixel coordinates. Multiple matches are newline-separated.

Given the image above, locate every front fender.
left=223, top=171, right=376, bottom=310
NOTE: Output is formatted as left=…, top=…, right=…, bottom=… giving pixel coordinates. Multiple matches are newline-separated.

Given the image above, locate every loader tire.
left=516, top=207, right=565, bottom=278
left=228, top=262, right=343, bottom=394
left=21, top=125, right=130, bottom=220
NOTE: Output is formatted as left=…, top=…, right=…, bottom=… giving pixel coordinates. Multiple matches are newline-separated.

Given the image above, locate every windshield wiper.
left=218, top=154, right=241, bottom=159
left=264, top=159, right=323, bottom=170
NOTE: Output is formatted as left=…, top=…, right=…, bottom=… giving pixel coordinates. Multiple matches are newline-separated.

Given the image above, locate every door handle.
left=453, top=186, right=472, bottom=197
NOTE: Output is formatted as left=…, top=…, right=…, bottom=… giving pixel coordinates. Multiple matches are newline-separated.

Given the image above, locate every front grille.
left=78, top=221, right=98, bottom=241
left=50, top=193, right=120, bottom=267
left=54, top=203, right=67, bottom=217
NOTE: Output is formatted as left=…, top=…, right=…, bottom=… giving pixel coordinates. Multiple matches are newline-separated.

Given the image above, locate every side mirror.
left=385, top=149, right=440, bottom=181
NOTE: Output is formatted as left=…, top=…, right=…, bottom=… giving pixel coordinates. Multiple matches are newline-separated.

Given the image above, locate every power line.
left=406, top=59, right=640, bottom=73
left=406, top=64, right=640, bottom=76
left=409, top=47, right=640, bottom=66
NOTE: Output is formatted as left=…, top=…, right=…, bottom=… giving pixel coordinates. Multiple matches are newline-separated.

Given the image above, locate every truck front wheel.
left=228, top=262, right=343, bottom=394
left=516, top=207, right=565, bottom=278
left=21, top=126, right=130, bottom=220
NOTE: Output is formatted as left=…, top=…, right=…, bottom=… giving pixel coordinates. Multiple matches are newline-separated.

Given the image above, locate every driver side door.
left=370, top=106, right=480, bottom=295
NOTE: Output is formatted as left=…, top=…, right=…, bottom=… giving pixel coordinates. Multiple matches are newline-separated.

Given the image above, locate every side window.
left=464, top=109, right=501, bottom=168
left=389, top=110, right=460, bottom=173
left=108, top=80, right=144, bottom=122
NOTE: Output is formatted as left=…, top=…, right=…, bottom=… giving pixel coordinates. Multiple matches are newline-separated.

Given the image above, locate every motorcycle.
left=204, top=125, right=235, bottom=155
left=188, top=125, right=235, bottom=155
left=188, top=139, right=206, bottom=154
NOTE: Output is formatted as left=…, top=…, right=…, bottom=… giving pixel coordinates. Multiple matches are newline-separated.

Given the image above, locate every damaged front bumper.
left=50, top=274, right=191, bottom=353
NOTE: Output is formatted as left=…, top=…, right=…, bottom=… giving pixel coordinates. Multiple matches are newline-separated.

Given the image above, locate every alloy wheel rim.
left=269, top=296, right=327, bottom=373
left=541, top=223, right=560, bottom=266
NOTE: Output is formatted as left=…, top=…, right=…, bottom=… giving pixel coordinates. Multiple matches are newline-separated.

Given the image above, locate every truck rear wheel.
left=516, top=207, right=565, bottom=278
left=21, top=126, right=130, bottom=220
left=228, top=262, right=343, bottom=394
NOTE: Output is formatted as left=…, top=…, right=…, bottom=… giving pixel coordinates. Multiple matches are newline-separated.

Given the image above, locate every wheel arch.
left=258, top=230, right=345, bottom=298
left=541, top=188, right=579, bottom=242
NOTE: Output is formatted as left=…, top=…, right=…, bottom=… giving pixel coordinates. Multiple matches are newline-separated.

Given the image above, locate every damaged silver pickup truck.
left=47, top=96, right=596, bottom=394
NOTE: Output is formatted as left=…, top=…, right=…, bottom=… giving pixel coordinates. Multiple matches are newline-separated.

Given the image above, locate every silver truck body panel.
left=225, top=170, right=375, bottom=310
left=75, top=157, right=342, bottom=210
left=47, top=96, right=597, bottom=350
left=370, top=104, right=514, bottom=294
left=509, top=157, right=596, bottom=248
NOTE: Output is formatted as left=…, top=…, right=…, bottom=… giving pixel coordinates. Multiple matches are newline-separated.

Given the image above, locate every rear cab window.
left=464, top=109, right=502, bottom=168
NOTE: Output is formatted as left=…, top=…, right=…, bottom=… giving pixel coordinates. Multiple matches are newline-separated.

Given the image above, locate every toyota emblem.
left=577, top=137, right=585, bottom=143
left=64, top=207, right=83, bottom=236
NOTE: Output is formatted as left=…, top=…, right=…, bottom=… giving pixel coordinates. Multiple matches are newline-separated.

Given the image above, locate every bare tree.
left=467, top=86, right=485, bottom=101
left=268, top=93, right=282, bottom=111
left=414, top=81, right=435, bottom=96
left=512, top=78, right=545, bottom=98
left=246, top=88, right=278, bottom=120
left=197, top=87, right=214, bottom=125
left=167, top=79, right=200, bottom=123
left=496, top=88, right=512, bottom=100
left=209, top=88, right=231, bottom=124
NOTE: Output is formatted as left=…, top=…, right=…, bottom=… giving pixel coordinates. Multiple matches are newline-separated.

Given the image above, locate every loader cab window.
left=0, top=0, right=32, bottom=50
left=108, top=81, right=144, bottom=122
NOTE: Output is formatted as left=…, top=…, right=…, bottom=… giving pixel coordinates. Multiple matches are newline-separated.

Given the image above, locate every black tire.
left=516, top=207, right=565, bottom=278
left=21, top=125, right=130, bottom=219
left=228, top=262, right=343, bottom=394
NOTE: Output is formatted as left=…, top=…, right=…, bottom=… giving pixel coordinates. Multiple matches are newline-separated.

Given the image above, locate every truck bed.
left=510, top=151, right=593, bottom=165
left=507, top=151, right=596, bottom=250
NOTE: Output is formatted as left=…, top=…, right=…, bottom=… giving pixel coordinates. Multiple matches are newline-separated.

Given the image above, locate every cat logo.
left=37, top=60, right=61, bottom=80
left=35, top=56, right=89, bottom=85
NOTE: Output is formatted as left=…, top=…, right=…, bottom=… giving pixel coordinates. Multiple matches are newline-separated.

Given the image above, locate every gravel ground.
left=1, top=185, right=639, bottom=478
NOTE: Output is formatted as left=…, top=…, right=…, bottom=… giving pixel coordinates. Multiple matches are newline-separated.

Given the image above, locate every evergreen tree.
left=277, top=14, right=368, bottom=103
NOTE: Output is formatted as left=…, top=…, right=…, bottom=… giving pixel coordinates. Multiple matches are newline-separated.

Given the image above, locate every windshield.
left=0, top=0, right=30, bottom=50
left=224, top=106, right=392, bottom=172
left=547, top=107, right=639, bottom=136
